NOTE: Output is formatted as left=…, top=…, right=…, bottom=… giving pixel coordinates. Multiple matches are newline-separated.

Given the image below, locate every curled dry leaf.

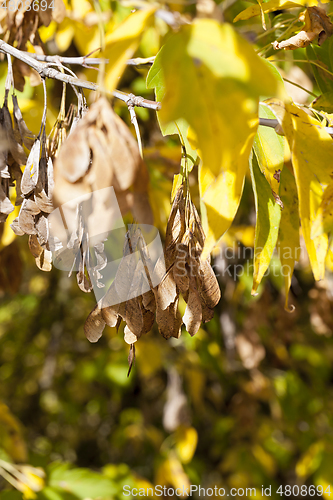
left=273, top=7, right=333, bottom=50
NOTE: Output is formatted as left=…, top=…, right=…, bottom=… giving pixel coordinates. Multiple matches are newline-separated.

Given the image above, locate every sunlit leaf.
left=150, top=19, right=281, bottom=259
left=312, top=181, right=333, bottom=238
left=174, top=426, right=198, bottom=464
left=234, top=0, right=324, bottom=23
left=266, top=99, right=331, bottom=280
left=104, top=8, right=156, bottom=92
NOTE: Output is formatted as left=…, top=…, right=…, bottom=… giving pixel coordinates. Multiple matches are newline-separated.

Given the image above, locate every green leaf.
left=37, top=487, right=80, bottom=500
left=0, top=492, right=23, bottom=500
left=251, top=154, right=282, bottom=295
left=254, top=104, right=285, bottom=195
left=277, top=166, right=300, bottom=311
left=306, top=37, right=333, bottom=95
left=48, top=462, right=117, bottom=499
left=150, top=19, right=281, bottom=258
left=311, top=91, right=333, bottom=113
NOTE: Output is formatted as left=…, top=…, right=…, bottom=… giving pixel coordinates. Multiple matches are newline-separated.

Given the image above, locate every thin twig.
left=128, top=103, right=143, bottom=158
left=24, top=52, right=156, bottom=67
left=258, top=117, right=333, bottom=136
left=283, top=77, right=317, bottom=98
left=4, top=53, right=13, bottom=104
left=0, top=39, right=161, bottom=111
left=39, top=79, right=48, bottom=137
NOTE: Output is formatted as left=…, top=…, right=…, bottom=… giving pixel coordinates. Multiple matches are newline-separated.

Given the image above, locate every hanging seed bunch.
left=85, top=181, right=221, bottom=373
left=51, top=97, right=153, bottom=293
left=0, top=93, right=33, bottom=223
left=10, top=127, right=54, bottom=271
left=156, top=183, right=221, bottom=339
left=0, top=0, right=66, bottom=91
left=9, top=83, right=72, bottom=272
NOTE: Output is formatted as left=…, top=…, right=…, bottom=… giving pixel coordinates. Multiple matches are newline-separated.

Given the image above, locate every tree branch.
left=23, top=52, right=156, bottom=68
left=0, top=40, right=161, bottom=111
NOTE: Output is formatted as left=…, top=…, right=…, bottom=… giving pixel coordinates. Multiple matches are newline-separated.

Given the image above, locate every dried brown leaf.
left=273, top=7, right=333, bottom=50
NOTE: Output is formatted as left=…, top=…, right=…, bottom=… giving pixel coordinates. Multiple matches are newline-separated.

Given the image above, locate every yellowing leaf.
left=277, top=166, right=301, bottom=311
left=296, top=441, right=324, bottom=479
left=104, top=8, right=155, bottom=92
left=312, top=181, right=333, bottom=238
left=174, top=426, right=198, bottom=464
left=0, top=402, right=27, bottom=462
left=155, top=453, right=190, bottom=491
left=234, top=0, right=320, bottom=23
left=254, top=104, right=285, bottom=196
left=266, top=99, right=332, bottom=280
left=151, top=19, right=281, bottom=259
left=251, top=155, right=282, bottom=295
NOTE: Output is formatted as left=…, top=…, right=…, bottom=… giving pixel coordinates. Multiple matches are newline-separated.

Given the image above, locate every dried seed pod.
left=12, top=95, right=35, bottom=150
left=21, top=138, right=40, bottom=196
left=197, top=259, right=221, bottom=309
left=84, top=303, right=106, bottom=343
left=155, top=269, right=177, bottom=311
left=173, top=242, right=189, bottom=294
left=182, top=278, right=202, bottom=337
left=1, top=103, right=26, bottom=166
left=156, top=296, right=182, bottom=340
left=28, top=235, right=52, bottom=272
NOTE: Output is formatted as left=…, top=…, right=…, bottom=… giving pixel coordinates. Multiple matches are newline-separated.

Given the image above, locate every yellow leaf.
left=296, top=441, right=324, bottom=479
left=234, top=0, right=320, bottom=23
left=55, top=18, right=75, bottom=52
left=174, top=426, right=198, bottom=464
left=0, top=402, right=27, bottom=462
left=104, top=8, right=156, bottom=92
left=277, top=166, right=301, bottom=311
left=154, top=19, right=281, bottom=259
left=312, top=181, right=333, bottom=238
left=155, top=453, right=190, bottom=491
left=266, top=99, right=331, bottom=280
left=73, top=23, right=101, bottom=57
left=171, top=174, right=183, bottom=202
